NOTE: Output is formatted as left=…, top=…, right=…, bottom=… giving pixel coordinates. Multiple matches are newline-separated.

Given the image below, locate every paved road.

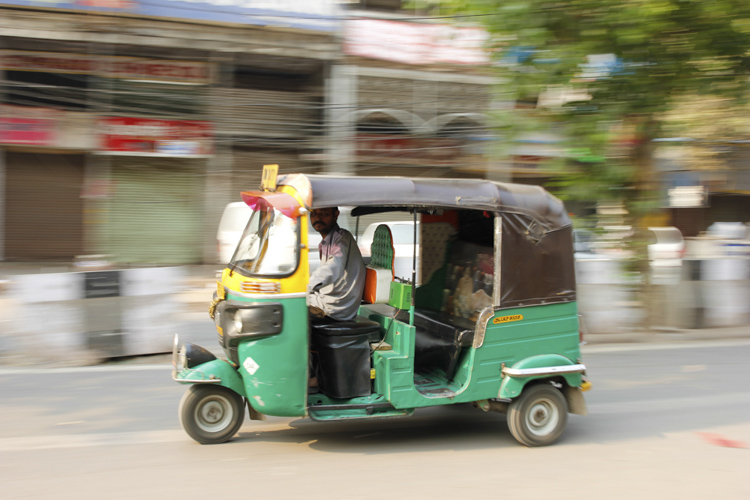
left=1, top=340, right=748, bottom=499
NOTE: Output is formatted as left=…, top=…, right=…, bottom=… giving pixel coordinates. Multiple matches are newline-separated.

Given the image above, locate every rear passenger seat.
left=363, top=303, right=474, bottom=381
left=395, top=309, right=474, bottom=380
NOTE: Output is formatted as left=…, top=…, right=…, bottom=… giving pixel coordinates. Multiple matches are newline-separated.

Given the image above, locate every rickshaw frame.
left=173, top=172, right=589, bottom=447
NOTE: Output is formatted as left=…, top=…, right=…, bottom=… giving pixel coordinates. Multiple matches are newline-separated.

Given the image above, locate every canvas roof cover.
left=277, top=174, right=571, bottom=231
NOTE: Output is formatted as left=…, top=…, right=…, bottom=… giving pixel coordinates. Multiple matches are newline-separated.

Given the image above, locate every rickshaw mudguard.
left=498, top=354, right=584, bottom=399
left=174, top=359, right=246, bottom=398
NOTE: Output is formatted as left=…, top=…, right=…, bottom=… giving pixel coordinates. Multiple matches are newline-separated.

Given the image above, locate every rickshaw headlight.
left=234, top=311, right=243, bottom=333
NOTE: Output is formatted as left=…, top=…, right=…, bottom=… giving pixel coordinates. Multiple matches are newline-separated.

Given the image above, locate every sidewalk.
left=1, top=264, right=749, bottom=368
left=174, top=266, right=750, bottom=346
left=582, top=324, right=750, bottom=345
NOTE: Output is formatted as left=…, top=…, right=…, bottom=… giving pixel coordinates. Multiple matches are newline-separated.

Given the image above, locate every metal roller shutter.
left=106, top=158, right=203, bottom=265
left=5, top=152, right=84, bottom=261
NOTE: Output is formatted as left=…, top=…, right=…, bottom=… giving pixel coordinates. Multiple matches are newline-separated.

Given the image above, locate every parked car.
left=706, top=221, right=749, bottom=240
left=572, top=228, right=603, bottom=261
left=685, top=222, right=750, bottom=259
left=646, top=226, right=685, bottom=267
left=573, top=228, right=596, bottom=253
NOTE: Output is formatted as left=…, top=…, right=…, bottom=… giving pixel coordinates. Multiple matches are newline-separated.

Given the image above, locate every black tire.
left=507, top=383, right=568, bottom=447
left=179, top=385, right=245, bottom=444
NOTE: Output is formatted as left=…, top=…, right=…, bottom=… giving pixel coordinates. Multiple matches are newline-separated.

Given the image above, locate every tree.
left=440, top=0, right=750, bottom=327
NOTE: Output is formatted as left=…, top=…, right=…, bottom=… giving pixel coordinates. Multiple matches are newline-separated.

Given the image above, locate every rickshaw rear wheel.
left=507, top=383, right=568, bottom=447
left=179, top=385, right=245, bottom=444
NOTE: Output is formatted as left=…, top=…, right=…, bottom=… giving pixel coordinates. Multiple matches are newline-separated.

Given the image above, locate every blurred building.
left=0, top=0, right=500, bottom=266
left=332, top=8, right=495, bottom=179
left=657, top=143, right=750, bottom=237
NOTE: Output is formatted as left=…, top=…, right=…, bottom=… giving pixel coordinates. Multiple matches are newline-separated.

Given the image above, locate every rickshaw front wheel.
left=179, top=385, right=245, bottom=444
left=507, top=383, right=568, bottom=447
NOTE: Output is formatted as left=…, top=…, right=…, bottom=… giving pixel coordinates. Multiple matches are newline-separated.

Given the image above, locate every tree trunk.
left=628, top=116, right=660, bottom=330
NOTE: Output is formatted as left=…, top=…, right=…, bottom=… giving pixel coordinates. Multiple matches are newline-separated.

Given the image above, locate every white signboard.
left=345, top=20, right=490, bottom=66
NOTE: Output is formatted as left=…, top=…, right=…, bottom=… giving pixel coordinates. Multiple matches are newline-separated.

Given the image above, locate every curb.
left=582, top=325, right=750, bottom=345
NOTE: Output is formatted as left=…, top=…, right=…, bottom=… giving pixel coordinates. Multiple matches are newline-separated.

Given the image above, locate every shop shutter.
left=5, top=152, right=84, bottom=261
left=106, top=158, right=203, bottom=265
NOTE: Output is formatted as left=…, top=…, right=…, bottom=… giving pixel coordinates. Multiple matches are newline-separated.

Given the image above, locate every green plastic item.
left=388, top=281, right=412, bottom=309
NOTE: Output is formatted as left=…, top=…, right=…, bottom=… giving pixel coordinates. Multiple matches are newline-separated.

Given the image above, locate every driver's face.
left=310, top=208, right=339, bottom=237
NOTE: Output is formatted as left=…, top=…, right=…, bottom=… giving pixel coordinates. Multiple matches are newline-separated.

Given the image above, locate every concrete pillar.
left=0, top=147, right=5, bottom=262
left=203, top=53, right=234, bottom=264
left=0, top=48, right=5, bottom=261
left=325, top=64, right=357, bottom=175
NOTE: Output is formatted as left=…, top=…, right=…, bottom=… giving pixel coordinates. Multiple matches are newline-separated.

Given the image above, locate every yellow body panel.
left=219, top=183, right=311, bottom=297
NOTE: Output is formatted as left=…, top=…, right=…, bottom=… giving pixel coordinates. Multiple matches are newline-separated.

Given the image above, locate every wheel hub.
left=532, top=405, right=549, bottom=425
left=201, top=401, right=225, bottom=424
left=526, top=399, right=558, bottom=436
left=195, top=395, right=232, bottom=432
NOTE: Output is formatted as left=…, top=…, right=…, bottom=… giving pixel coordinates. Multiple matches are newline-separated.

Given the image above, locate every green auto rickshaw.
left=173, top=170, right=591, bottom=447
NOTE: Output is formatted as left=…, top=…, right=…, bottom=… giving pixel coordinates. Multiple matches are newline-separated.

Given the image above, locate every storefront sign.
left=345, top=20, right=490, bottom=66
left=98, top=117, right=213, bottom=157
left=1, top=51, right=210, bottom=84
left=0, top=105, right=58, bottom=145
left=0, top=0, right=341, bottom=32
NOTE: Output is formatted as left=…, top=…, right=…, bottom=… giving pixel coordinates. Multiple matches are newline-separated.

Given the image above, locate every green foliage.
left=445, top=0, right=750, bottom=327
left=448, top=0, right=750, bottom=210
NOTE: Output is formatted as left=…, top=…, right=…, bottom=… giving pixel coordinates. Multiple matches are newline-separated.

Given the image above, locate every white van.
left=217, top=202, right=357, bottom=272
left=216, top=202, right=253, bottom=264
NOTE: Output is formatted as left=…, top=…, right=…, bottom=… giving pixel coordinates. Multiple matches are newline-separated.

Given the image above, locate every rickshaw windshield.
left=229, top=206, right=299, bottom=277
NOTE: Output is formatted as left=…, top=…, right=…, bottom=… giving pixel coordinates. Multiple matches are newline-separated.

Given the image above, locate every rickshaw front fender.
left=498, top=354, right=584, bottom=400
left=174, top=359, right=246, bottom=399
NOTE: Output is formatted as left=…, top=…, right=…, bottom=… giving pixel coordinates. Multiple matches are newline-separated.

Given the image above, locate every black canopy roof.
left=278, top=174, right=571, bottom=231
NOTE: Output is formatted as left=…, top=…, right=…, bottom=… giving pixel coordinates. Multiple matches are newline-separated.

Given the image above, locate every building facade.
left=0, top=1, right=500, bottom=265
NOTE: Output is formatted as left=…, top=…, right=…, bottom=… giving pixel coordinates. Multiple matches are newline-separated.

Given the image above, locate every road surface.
left=1, top=340, right=748, bottom=499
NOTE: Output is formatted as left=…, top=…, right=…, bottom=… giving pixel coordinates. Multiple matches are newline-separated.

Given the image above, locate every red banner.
left=2, top=51, right=210, bottom=84
left=98, top=117, right=213, bottom=156
left=0, top=105, right=58, bottom=145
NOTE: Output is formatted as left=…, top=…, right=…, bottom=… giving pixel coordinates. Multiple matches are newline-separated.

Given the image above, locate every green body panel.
left=229, top=293, right=309, bottom=417
left=363, top=301, right=581, bottom=410
left=471, top=302, right=581, bottom=399
left=498, top=354, right=583, bottom=399
left=177, top=299, right=582, bottom=421
left=175, top=359, right=245, bottom=396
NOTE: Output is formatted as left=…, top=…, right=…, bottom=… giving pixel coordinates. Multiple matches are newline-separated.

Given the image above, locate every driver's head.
left=310, top=207, right=339, bottom=238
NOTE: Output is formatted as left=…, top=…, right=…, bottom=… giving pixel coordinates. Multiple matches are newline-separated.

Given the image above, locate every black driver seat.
left=310, top=316, right=382, bottom=399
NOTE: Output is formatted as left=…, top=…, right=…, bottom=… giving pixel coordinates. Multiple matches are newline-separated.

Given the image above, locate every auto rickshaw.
left=172, top=168, right=591, bottom=447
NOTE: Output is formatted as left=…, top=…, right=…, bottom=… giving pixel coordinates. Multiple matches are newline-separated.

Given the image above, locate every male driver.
left=307, top=207, right=365, bottom=321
